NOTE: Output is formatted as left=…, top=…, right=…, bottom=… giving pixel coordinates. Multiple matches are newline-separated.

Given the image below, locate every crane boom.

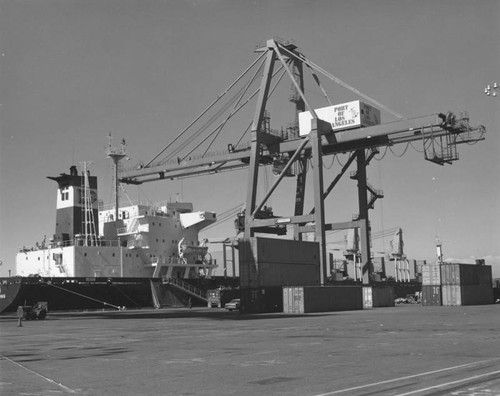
left=119, top=112, right=484, bottom=184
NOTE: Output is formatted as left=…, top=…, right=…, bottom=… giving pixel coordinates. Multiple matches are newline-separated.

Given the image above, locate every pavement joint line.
left=394, top=368, right=500, bottom=396
left=312, top=358, right=500, bottom=396
left=0, top=354, right=78, bottom=394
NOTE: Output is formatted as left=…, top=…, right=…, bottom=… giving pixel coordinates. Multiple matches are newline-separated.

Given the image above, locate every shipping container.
left=283, top=287, right=304, bottom=314
left=421, top=265, right=441, bottom=286
left=478, top=265, right=493, bottom=285
left=422, top=285, right=442, bottom=306
left=240, top=287, right=283, bottom=314
left=239, top=237, right=320, bottom=288
left=461, top=285, right=494, bottom=305
left=441, top=284, right=461, bottom=306
left=440, top=264, right=479, bottom=285
left=282, top=286, right=363, bottom=314
left=441, top=284, right=494, bottom=306
left=372, top=286, right=395, bottom=307
left=363, top=287, right=373, bottom=309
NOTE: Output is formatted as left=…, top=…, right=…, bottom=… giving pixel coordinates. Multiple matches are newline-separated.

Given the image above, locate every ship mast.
left=106, top=133, right=127, bottom=223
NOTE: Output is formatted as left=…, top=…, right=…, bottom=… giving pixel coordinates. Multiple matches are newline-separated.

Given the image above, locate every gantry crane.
left=119, top=38, right=486, bottom=285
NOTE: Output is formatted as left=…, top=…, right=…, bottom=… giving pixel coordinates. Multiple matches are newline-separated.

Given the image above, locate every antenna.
left=435, top=237, right=443, bottom=265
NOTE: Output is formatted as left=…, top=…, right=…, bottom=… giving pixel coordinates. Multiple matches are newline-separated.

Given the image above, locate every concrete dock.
left=1, top=304, right=500, bottom=395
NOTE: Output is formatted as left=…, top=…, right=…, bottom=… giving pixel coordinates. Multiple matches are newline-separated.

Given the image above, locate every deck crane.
left=119, top=38, right=486, bottom=285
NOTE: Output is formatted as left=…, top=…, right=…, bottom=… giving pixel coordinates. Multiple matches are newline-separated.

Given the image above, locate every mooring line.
left=43, top=281, right=121, bottom=310
left=1, top=353, right=78, bottom=393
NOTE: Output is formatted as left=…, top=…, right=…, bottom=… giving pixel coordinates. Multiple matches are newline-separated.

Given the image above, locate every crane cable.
left=179, top=62, right=290, bottom=161
left=199, top=53, right=269, bottom=157
left=374, top=146, right=389, bottom=160
left=167, top=81, right=253, bottom=161
left=276, top=43, right=405, bottom=120
left=323, top=155, right=336, bottom=169
left=232, top=63, right=291, bottom=149
left=145, top=51, right=267, bottom=168
left=389, top=142, right=411, bottom=158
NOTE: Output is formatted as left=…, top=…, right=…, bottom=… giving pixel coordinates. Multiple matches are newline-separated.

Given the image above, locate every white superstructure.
left=16, top=166, right=217, bottom=279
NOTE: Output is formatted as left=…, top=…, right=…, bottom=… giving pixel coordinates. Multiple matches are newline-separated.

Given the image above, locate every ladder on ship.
left=162, top=277, right=208, bottom=303
left=80, top=162, right=99, bottom=247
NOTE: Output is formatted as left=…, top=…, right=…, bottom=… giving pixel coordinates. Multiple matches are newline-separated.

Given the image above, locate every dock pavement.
left=1, top=304, right=500, bottom=395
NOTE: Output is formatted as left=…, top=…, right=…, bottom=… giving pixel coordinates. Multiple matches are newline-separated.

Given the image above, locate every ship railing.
left=126, top=239, right=149, bottom=249
left=99, top=201, right=153, bottom=212
left=162, top=277, right=208, bottom=301
left=19, top=238, right=124, bottom=252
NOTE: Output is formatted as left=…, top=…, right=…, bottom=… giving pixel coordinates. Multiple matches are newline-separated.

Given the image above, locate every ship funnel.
left=47, top=165, right=99, bottom=244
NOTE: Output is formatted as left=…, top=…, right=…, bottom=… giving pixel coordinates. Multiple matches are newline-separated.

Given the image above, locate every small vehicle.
left=18, top=301, right=48, bottom=320
left=224, top=298, right=240, bottom=311
left=207, top=289, right=221, bottom=308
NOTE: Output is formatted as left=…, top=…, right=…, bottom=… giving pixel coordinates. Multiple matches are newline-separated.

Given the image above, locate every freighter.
left=0, top=150, right=219, bottom=313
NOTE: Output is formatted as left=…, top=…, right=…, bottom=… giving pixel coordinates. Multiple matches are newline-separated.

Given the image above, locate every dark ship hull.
left=0, top=276, right=180, bottom=313
left=0, top=276, right=241, bottom=313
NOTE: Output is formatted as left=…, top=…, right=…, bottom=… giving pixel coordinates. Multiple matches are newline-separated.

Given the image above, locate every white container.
left=421, top=264, right=441, bottom=286
left=298, top=100, right=381, bottom=136
left=362, top=286, right=373, bottom=309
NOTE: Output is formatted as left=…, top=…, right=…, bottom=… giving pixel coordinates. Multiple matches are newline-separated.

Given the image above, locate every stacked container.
left=421, top=264, right=442, bottom=306
left=440, top=263, right=493, bottom=306
left=239, top=237, right=320, bottom=313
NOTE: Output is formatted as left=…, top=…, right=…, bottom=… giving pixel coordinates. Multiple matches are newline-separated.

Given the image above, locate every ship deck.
left=1, top=304, right=500, bottom=395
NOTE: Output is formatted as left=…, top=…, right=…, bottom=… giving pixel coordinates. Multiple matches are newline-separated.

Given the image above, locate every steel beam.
left=356, top=149, right=372, bottom=284
left=309, top=151, right=357, bottom=216
left=292, top=57, right=307, bottom=241
left=311, top=118, right=330, bottom=285
left=252, top=136, right=310, bottom=218
left=293, top=157, right=308, bottom=240
left=245, top=45, right=276, bottom=238
left=250, top=214, right=315, bottom=229
left=299, top=219, right=364, bottom=234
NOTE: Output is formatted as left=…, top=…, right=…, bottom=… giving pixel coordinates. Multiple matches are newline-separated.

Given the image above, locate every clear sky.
left=1, top=0, right=499, bottom=277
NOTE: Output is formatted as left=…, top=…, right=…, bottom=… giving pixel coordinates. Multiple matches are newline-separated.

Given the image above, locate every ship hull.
left=0, top=276, right=241, bottom=313
left=0, top=277, right=169, bottom=313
